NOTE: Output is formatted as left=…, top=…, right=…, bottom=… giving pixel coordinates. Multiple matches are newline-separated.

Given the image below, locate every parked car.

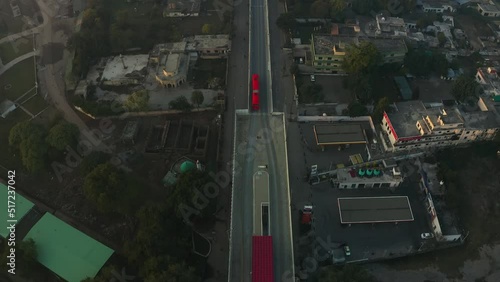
left=343, top=245, right=351, bottom=256
left=310, top=74, right=315, bottom=82
left=421, top=232, right=434, bottom=239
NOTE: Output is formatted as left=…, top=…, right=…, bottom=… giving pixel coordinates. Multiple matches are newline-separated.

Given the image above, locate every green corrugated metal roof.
left=0, top=183, right=35, bottom=238
left=494, top=95, right=500, bottom=102
left=24, top=213, right=114, bottom=282
left=394, top=76, right=413, bottom=100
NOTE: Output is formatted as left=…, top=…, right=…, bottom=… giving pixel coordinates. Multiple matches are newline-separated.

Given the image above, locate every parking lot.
left=308, top=176, right=432, bottom=263
left=287, top=120, right=435, bottom=269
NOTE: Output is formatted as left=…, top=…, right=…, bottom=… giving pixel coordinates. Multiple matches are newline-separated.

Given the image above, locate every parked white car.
left=310, top=74, right=315, bottom=82
left=421, top=232, right=434, bottom=239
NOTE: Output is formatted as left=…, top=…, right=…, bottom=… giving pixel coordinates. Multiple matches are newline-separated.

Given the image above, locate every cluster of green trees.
left=78, top=152, right=218, bottom=280
left=83, top=168, right=216, bottom=281
left=9, top=120, right=80, bottom=173
left=72, top=89, right=150, bottom=116
left=298, top=81, right=324, bottom=103
left=404, top=48, right=458, bottom=77
left=283, top=0, right=415, bottom=20
left=69, top=0, right=180, bottom=77
left=168, top=91, right=205, bottom=111
left=451, top=75, right=480, bottom=102
left=0, top=239, right=38, bottom=278
left=342, top=41, right=382, bottom=109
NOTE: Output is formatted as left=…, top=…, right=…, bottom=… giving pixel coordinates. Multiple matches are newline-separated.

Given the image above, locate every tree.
left=191, top=91, right=205, bottom=109
left=377, top=0, right=415, bottom=15
left=9, top=121, right=48, bottom=172
left=330, top=0, right=346, bottom=20
left=276, top=13, right=296, bottom=32
left=347, top=101, right=368, bottom=117
left=346, top=73, right=374, bottom=102
left=372, top=97, right=390, bottom=122
left=168, top=170, right=217, bottom=221
left=83, top=163, right=140, bottom=214
left=124, top=204, right=193, bottom=276
left=404, top=48, right=433, bottom=76
left=1, top=238, right=39, bottom=276
left=20, top=133, right=48, bottom=172
left=169, top=96, right=193, bottom=112
left=437, top=32, right=446, bottom=47
left=46, top=121, right=80, bottom=151
left=124, top=90, right=149, bottom=112
left=80, top=151, right=110, bottom=176
left=319, top=264, right=377, bottom=282
left=310, top=0, right=331, bottom=18
left=432, top=52, right=450, bottom=77
left=110, top=25, right=135, bottom=51
left=299, top=83, right=324, bottom=103
left=351, top=0, right=376, bottom=15
left=19, top=238, right=38, bottom=272
left=202, top=24, right=215, bottom=34
left=9, top=121, right=40, bottom=149
left=342, top=41, right=381, bottom=75
left=451, top=75, right=480, bottom=102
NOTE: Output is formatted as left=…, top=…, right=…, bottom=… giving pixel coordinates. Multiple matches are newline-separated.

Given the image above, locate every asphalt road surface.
left=229, top=0, right=294, bottom=280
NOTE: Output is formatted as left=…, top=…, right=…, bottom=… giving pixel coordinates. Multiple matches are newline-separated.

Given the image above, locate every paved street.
left=228, top=0, right=294, bottom=279
left=229, top=113, right=259, bottom=282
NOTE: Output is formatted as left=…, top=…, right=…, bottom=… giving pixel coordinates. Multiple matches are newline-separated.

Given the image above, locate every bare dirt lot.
left=313, top=75, right=351, bottom=103
left=410, top=78, right=454, bottom=103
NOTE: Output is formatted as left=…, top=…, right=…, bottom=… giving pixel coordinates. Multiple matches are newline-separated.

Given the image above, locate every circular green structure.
left=180, top=161, right=196, bottom=173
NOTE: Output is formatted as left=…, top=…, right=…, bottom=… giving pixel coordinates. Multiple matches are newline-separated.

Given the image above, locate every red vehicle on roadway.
left=252, top=236, right=274, bottom=282
left=251, top=74, right=260, bottom=111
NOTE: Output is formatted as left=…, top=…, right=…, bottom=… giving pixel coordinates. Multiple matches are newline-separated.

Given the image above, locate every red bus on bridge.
left=252, top=236, right=274, bottom=282
left=251, top=74, right=260, bottom=111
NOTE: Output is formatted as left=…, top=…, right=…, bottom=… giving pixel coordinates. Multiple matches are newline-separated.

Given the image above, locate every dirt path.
left=34, top=0, right=89, bottom=133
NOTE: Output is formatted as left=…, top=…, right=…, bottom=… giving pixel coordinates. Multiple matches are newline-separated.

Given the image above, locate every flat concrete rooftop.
left=338, top=196, right=414, bottom=224
left=313, top=124, right=367, bottom=145
left=101, top=55, right=149, bottom=81
left=312, top=35, right=358, bottom=55
left=360, top=37, right=407, bottom=53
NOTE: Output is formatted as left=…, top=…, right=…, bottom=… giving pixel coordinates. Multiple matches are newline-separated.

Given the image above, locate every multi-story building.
left=150, top=35, right=230, bottom=87
left=310, top=35, right=407, bottom=73
left=185, top=35, right=231, bottom=59
left=476, top=67, right=500, bottom=97
left=375, top=14, right=407, bottom=37
left=421, top=0, right=456, bottom=13
left=363, top=37, right=408, bottom=64
left=310, top=35, right=357, bottom=73
left=163, top=0, right=201, bottom=17
left=477, top=3, right=500, bottom=17
left=380, top=100, right=500, bottom=152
